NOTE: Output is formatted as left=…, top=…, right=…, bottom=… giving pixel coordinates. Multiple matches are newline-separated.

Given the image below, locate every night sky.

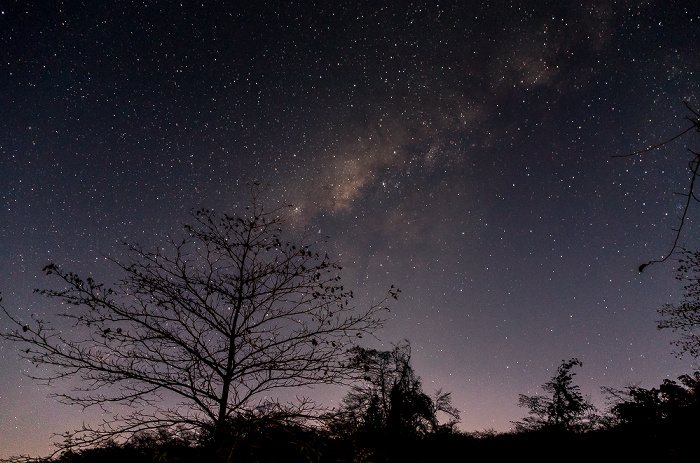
left=2, top=1, right=700, bottom=458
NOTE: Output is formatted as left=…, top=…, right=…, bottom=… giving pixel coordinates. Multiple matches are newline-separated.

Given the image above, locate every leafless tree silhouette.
left=1, top=186, right=397, bottom=453
left=614, top=102, right=700, bottom=272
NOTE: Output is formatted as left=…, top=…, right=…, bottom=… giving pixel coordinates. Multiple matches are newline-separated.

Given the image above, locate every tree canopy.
left=330, top=340, right=459, bottom=437
left=606, top=371, right=700, bottom=425
left=514, top=358, right=595, bottom=433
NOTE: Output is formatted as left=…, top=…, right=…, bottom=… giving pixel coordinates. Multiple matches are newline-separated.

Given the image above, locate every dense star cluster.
left=1, top=1, right=699, bottom=458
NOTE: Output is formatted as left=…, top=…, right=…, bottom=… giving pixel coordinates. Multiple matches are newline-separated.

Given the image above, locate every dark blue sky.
left=1, top=1, right=699, bottom=457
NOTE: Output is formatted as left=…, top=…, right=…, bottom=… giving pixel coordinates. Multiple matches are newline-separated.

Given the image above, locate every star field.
left=1, top=1, right=699, bottom=458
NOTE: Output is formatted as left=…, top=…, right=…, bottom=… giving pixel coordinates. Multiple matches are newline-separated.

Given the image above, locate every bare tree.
left=615, top=104, right=700, bottom=357
left=614, top=102, right=700, bottom=272
left=0, top=187, right=397, bottom=453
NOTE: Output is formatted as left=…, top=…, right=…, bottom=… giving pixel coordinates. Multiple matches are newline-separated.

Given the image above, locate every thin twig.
left=613, top=125, right=695, bottom=158
left=620, top=103, right=700, bottom=272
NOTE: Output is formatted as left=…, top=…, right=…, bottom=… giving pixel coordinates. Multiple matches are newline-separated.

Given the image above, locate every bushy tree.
left=514, top=358, right=595, bottom=433
left=0, top=186, right=397, bottom=453
left=605, top=371, right=700, bottom=425
left=331, top=341, right=459, bottom=436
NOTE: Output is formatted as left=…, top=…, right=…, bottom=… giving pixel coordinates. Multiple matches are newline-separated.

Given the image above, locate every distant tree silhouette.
left=0, top=185, right=397, bottom=454
left=604, top=371, right=700, bottom=426
left=514, top=358, right=595, bottom=432
left=331, top=340, right=460, bottom=436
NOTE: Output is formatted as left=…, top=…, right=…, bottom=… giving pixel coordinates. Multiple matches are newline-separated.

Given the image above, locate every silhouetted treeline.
left=41, top=419, right=699, bottom=463
left=19, top=364, right=699, bottom=463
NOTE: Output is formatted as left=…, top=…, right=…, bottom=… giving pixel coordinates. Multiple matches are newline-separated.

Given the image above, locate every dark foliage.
left=329, top=340, right=460, bottom=437
left=27, top=420, right=699, bottom=463
left=658, top=249, right=700, bottom=357
left=605, top=371, right=700, bottom=425
left=600, top=371, right=700, bottom=459
left=513, top=358, right=596, bottom=433
left=42, top=423, right=328, bottom=463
